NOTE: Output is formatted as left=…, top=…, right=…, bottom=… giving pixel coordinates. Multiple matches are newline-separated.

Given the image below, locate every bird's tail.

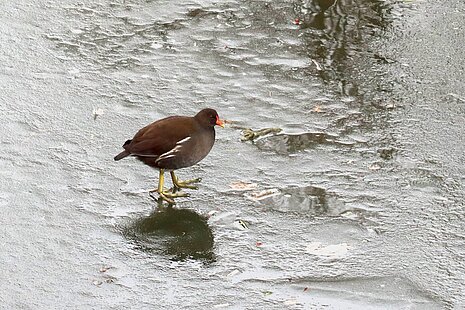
left=114, top=139, right=132, bottom=161
left=114, top=150, right=130, bottom=161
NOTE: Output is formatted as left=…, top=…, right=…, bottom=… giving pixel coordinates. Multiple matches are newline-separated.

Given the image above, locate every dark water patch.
left=122, top=206, right=215, bottom=263
left=248, top=185, right=341, bottom=216
left=294, top=0, right=409, bottom=98
left=246, top=185, right=382, bottom=227
left=254, top=132, right=357, bottom=155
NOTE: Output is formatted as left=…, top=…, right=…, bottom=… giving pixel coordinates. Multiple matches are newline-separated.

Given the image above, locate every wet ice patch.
left=232, top=271, right=443, bottom=309
left=254, top=277, right=442, bottom=309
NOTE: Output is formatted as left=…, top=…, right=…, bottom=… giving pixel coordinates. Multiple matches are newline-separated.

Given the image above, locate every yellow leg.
left=149, top=169, right=188, bottom=204
left=170, top=171, right=201, bottom=190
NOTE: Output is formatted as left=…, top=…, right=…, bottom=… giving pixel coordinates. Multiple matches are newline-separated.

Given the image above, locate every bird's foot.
left=172, top=177, right=202, bottom=190
left=149, top=189, right=189, bottom=205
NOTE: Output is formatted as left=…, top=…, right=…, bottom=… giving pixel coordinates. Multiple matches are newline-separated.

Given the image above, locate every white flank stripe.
left=156, top=136, right=191, bottom=162
left=176, top=136, right=191, bottom=144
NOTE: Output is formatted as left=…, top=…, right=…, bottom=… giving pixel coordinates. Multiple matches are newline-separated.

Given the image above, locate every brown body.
left=114, top=109, right=220, bottom=171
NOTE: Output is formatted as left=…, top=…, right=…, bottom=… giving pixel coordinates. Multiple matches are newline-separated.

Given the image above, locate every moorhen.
left=114, top=108, right=224, bottom=204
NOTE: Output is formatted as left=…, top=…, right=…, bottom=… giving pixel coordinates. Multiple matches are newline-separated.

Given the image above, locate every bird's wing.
left=126, top=116, right=192, bottom=157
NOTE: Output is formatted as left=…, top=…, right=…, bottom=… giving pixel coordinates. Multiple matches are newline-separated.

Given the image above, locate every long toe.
left=184, top=177, right=202, bottom=184
left=175, top=183, right=198, bottom=190
left=164, top=191, right=190, bottom=199
left=160, top=190, right=190, bottom=204
left=174, top=177, right=202, bottom=190
left=158, top=191, right=176, bottom=205
left=149, top=188, right=189, bottom=204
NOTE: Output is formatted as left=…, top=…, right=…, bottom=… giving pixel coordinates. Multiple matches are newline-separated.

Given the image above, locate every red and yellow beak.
left=215, top=115, right=225, bottom=128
